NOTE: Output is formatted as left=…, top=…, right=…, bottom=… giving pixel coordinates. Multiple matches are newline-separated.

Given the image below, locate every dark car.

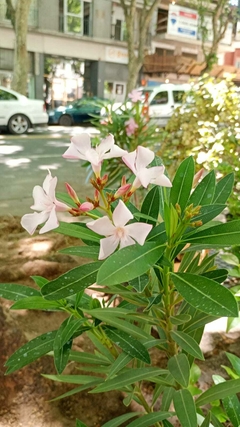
left=47, top=97, right=102, bottom=126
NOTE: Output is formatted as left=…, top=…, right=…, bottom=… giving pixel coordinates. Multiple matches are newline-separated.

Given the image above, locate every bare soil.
left=0, top=215, right=240, bottom=427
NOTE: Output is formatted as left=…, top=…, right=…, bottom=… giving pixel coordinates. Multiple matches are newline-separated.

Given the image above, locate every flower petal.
left=125, top=223, right=152, bottom=245
left=31, top=186, right=52, bottom=211
left=62, top=142, right=83, bottom=160
left=146, top=166, right=172, bottom=187
left=42, top=171, right=53, bottom=193
left=122, top=150, right=137, bottom=174
left=86, top=216, right=116, bottom=236
left=95, top=134, right=114, bottom=157
left=104, top=144, right=128, bottom=160
left=136, top=168, right=153, bottom=188
left=40, top=206, right=59, bottom=234
left=119, top=234, right=135, bottom=249
left=70, top=133, right=92, bottom=154
left=112, top=200, right=133, bottom=227
left=136, top=146, right=154, bottom=171
left=99, top=235, right=119, bottom=260
left=21, top=211, right=49, bottom=235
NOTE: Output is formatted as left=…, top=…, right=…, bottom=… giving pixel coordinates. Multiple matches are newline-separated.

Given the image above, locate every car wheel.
left=8, top=114, right=30, bottom=135
left=59, top=115, right=72, bottom=126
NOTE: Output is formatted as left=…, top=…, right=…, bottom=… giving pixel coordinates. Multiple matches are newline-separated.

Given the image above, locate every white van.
left=141, top=83, right=191, bottom=127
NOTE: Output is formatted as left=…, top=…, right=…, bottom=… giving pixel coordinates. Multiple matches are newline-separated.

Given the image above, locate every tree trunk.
left=11, top=0, right=32, bottom=95
left=127, top=58, right=142, bottom=95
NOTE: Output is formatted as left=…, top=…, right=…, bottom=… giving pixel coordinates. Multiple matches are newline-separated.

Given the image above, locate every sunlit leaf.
left=196, top=378, right=240, bottom=407
left=60, top=246, right=99, bottom=260
left=0, top=283, right=39, bottom=301
left=170, top=156, right=195, bottom=211
left=141, top=186, right=160, bottom=225
left=189, top=170, right=215, bottom=206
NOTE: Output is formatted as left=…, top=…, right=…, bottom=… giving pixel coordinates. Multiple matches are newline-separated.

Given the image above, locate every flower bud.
left=114, top=184, right=132, bottom=199
left=193, top=168, right=204, bottom=187
left=65, top=182, right=80, bottom=206
left=80, top=202, right=94, bottom=212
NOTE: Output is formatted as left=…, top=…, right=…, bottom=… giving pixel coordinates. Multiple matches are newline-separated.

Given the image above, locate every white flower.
left=21, top=171, right=69, bottom=235
left=86, top=200, right=152, bottom=260
left=63, top=133, right=127, bottom=176
left=122, top=146, right=172, bottom=190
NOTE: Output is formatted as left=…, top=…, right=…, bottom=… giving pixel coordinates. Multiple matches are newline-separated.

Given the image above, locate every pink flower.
left=122, top=146, right=172, bottom=190
left=21, top=171, right=69, bottom=235
left=128, top=89, right=142, bottom=103
left=63, top=133, right=127, bottom=176
left=86, top=200, right=152, bottom=260
left=125, top=117, right=138, bottom=136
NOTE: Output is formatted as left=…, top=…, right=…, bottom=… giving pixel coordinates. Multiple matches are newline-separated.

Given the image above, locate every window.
left=0, top=0, right=38, bottom=26
left=0, top=89, right=17, bottom=101
left=150, top=91, right=168, bottom=105
left=173, top=90, right=185, bottom=103
left=63, top=0, right=91, bottom=35
left=114, top=19, right=127, bottom=41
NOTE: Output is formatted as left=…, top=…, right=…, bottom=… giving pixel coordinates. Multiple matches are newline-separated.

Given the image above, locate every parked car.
left=0, top=86, right=48, bottom=135
left=102, top=84, right=191, bottom=127
left=47, top=97, right=102, bottom=126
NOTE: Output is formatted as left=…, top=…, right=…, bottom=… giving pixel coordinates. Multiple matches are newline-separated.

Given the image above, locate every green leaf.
left=171, top=272, right=238, bottom=317
left=126, top=411, right=172, bottom=427
left=213, top=375, right=240, bottom=427
left=54, top=339, right=72, bottom=375
left=87, top=331, right=115, bottom=362
left=226, top=352, right=240, bottom=376
left=11, top=296, right=61, bottom=311
left=170, top=331, right=204, bottom=360
left=97, top=242, right=165, bottom=286
left=170, top=156, right=195, bottom=211
left=141, top=186, right=160, bottom=225
left=129, top=274, right=149, bottom=293
left=201, top=269, right=228, bottom=284
left=210, top=413, right=224, bottom=427
left=189, top=171, right=216, bottom=206
left=104, top=327, right=150, bottom=364
left=196, top=378, right=240, bottom=407
left=185, top=220, right=240, bottom=247
left=68, top=350, right=110, bottom=366
left=56, top=222, right=100, bottom=243
left=147, top=222, right=166, bottom=243
left=168, top=354, right=190, bottom=387
left=199, top=413, right=211, bottom=427
left=170, top=314, right=192, bottom=325
left=84, top=308, right=151, bottom=340
left=5, top=330, right=57, bottom=374
left=43, top=374, right=101, bottom=384
left=90, top=367, right=168, bottom=393
left=76, top=419, right=88, bottom=427
left=41, top=262, right=101, bottom=300
left=49, top=379, right=103, bottom=402
left=212, top=173, right=234, bottom=205
left=161, top=387, right=175, bottom=411
left=107, top=352, right=132, bottom=379
left=31, top=276, right=49, bottom=288
left=173, top=389, right=197, bottom=427
left=59, top=246, right=100, bottom=260
left=0, top=283, right=39, bottom=301
left=191, top=204, right=226, bottom=226
left=101, top=412, right=142, bottom=427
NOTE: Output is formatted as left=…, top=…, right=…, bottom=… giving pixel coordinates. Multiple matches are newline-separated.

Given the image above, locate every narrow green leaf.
left=201, top=269, right=228, bottom=284
left=54, top=339, right=72, bottom=375
left=161, top=387, right=175, bottom=411
left=210, top=413, right=224, bottom=427
left=49, top=379, right=103, bottom=402
left=141, top=186, right=160, bottom=225
left=104, top=327, right=150, bottom=364
left=189, top=170, right=216, bottom=206
left=101, top=412, right=141, bottom=427
left=90, top=367, right=168, bottom=393
left=11, top=296, right=61, bottom=311
left=31, top=276, right=49, bottom=288
left=199, top=412, right=211, bottom=427
left=5, top=330, right=57, bottom=374
left=41, top=262, right=101, bottom=300
left=171, top=272, right=238, bottom=317
left=56, top=222, right=100, bottom=243
left=43, top=374, right=101, bottom=384
left=147, top=222, right=166, bottom=243
left=107, top=352, right=132, bottom=379
left=0, top=283, right=39, bottom=301
left=170, top=156, right=195, bottom=211
left=170, top=331, right=204, bottom=360
left=68, top=350, right=110, bottom=366
left=226, top=352, right=240, bottom=376
left=196, top=378, right=240, bottom=407
left=76, top=419, right=88, bottom=427
left=191, top=204, right=226, bottom=226
left=129, top=274, right=149, bottom=293
left=213, top=375, right=240, bottom=427
left=173, top=389, right=197, bottom=427
left=170, top=314, right=192, bottom=325
left=59, top=246, right=99, bottom=260
left=84, top=308, right=151, bottom=339
left=213, top=173, right=234, bottom=204
left=97, top=242, right=165, bottom=286
left=168, top=354, right=190, bottom=387
left=185, top=220, right=240, bottom=246
left=126, top=411, right=172, bottom=427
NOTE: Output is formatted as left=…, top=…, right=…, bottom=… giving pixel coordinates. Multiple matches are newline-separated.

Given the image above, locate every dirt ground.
left=0, top=215, right=240, bottom=427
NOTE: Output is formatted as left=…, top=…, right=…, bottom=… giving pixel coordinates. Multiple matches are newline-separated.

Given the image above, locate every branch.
left=5, top=0, right=16, bottom=28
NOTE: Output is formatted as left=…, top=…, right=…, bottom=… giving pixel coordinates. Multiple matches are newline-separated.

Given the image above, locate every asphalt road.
left=0, top=125, right=99, bottom=217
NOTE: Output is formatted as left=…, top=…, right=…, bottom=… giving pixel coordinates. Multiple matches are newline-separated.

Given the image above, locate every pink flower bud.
left=94, top=190, right=100, bottom=203
left=80, top=202, right=94, bottom=212
left=193, top=168, right=205, bottom=187
left=114, top=183, right=132, bottom=198
left=65, top=182, right=80, bottom=206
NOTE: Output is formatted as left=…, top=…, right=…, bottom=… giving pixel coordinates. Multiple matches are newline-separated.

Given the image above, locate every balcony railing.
left=143, top=53, right=196, bottom=74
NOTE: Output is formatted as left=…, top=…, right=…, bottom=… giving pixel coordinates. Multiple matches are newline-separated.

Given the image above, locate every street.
left=0, top=126, right=99, bottom=217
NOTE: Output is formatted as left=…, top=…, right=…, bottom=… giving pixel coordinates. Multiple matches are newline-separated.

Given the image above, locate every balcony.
left=143, top=53, right=196, bottom=75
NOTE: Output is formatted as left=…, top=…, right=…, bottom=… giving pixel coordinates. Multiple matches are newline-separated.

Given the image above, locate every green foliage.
left=2, top=155, right=240, bottom=426
left=158, top=76, right=240, bottom=218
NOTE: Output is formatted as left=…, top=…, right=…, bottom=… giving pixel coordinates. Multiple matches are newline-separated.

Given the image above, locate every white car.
left=0, top=86, right=48, bottom=135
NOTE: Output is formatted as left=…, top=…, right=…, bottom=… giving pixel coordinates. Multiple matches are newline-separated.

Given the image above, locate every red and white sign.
left=167, top=4, right=198, bottom=40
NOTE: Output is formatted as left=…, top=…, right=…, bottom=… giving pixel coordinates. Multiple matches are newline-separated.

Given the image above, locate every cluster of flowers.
left=21, top=133, right=171, bottom=260
left=124, top=89, right=143, bottom=136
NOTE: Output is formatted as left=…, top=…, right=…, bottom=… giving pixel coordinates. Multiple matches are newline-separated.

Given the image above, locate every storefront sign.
left=105, top=47, right=128, bottom=64
left=167, top=4, right=198, bottom=40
